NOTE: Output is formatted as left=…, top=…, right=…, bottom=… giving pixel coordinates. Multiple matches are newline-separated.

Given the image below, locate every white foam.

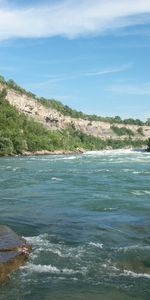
left=84, top=149, right=134, bottom=156
left=132, top=171, right=150, bottom=174
left=94, top=168, right=111, bottom=173
left=51, top=177, right=63, bottom=181
left=21, top=263, right=87, bottom=275
left=104, top=207, right=116, bottom=211
left=21, top=263, right=60, bottom=274
left=84, top=149, right=150, bottom=164
left=122, top=269, right=150, bottom=279
left=122, top=169, right=134, bottom=173
left=25, top=234, right=49, bottom=247
left=89, top=242, right=103, bottom=249
left=144, top=190, right=150, bottom=195
left=116, top=245, right=150, bottom=252
left=62, top=156, right=77, bottom=160
left=24, top=235, right=85, bottom=259
left=33, top=246, right=63, bottom=257
left=131, top=190, right=143, bottom=196
left=131, top=190, right=150, bottom=196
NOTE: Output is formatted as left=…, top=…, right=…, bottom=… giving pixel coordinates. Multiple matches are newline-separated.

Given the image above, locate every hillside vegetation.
left=0, top=88, right=146, bottom=156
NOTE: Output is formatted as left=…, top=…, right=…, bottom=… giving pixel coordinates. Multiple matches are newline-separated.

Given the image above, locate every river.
left=0, top=150, right=150, bottom=300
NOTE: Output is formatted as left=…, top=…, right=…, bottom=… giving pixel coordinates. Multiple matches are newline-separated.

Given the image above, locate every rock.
left=0, top=225, right=31, bottom=284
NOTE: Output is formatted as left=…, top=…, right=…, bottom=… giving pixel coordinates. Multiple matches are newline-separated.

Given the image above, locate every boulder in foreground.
left=0, top=225, right=31, bottom=284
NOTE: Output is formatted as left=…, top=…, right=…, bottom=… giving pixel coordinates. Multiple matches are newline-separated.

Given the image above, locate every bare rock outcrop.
left=0, top=225, right=31, bottom=284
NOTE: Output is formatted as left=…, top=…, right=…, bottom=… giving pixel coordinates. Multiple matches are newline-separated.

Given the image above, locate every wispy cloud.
left=27, top=63, right=131, bottom=89
left=27, top=76, right=66, bottom=90
left=107, top=83, right=150, bottom=95
left=0, top=0, right=150, bottom=40
left=85, top=64, right=132, bottom=76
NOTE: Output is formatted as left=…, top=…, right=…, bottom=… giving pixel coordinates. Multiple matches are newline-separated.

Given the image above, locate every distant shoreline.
left=0, top=147, right=149, bottom=158
left=20, top=147, right=149, bottom=156
left=21, top=149, right=85, bottom=156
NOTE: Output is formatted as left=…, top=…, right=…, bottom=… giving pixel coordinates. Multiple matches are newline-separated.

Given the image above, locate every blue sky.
left=0, top=0, right=150, bottom=120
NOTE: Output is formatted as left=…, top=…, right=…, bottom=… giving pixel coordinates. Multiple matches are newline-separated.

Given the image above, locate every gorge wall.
left=1, top=83, right=150, bottom=141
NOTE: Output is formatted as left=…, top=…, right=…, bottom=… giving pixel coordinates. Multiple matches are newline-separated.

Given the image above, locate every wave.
left=131, top=190, right=150, bottom=196
left=21, top=263, right=87, bottom=276
left=24, top=235, right=105, bottom=263
left=61, top=156, right=77, bottom=160
left=84, top=149, right=135, bottom=155
left=101, top=263, right=150, bottom=280
left=51, top=177, right=63, bottom=181
left=121, top=269, right=150, bottom=279
left=24, top=234, right=85, bottom=259
left=88, top=242, right=103, bottom=249
left=84, top=149, right=150, bottom=164
left=114, top=244, right=150, bottom=252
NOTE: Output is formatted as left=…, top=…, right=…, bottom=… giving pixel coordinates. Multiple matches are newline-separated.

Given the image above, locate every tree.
left=0, top=75, right=5, bottom=83
left=114, top=116, right=122, bottom=123
left=137, top=127, right=144, bottom=136
left=0, top=137, right=14, bottom=155
left=147, top=138, right=150, bottom=151
left=7, top=79, right=17, bottom=88
left=146, top=118, right=150, bottom=126
left=0, top=88, right=7, bottom=101
left=12, top=137, right=28, bottom=154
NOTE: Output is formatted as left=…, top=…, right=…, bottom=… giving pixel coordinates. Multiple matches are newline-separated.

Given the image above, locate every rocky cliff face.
left=1, top=83, right=150, bottom=141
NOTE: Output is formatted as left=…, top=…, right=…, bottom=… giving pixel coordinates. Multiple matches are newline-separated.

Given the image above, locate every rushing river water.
left=0, top=150, right=150, bottom=300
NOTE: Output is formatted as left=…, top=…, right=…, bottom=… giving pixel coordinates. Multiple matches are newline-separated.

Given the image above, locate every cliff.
left=0, top=82, right=150, bottom=142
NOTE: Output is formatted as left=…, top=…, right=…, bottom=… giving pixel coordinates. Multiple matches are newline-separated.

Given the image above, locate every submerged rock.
left=0, top=225, right=31, bottom=284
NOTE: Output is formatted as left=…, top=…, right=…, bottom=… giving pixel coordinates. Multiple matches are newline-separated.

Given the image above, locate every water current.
left=0, top=149, right=150, bottom=299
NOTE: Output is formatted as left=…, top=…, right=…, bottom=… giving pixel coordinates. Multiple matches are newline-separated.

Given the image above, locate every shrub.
left=111, top=126, right=134, bottom=136
left=137, top=127, right=144, bottom=136
left=0, top=137, right=14, bottom=155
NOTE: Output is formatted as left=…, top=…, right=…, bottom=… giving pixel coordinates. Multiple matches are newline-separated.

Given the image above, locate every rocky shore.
left=0, top=225, right=31, bottom=284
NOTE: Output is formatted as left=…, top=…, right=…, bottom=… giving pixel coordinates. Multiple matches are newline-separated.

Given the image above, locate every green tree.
left=0, top=88, right=7, bottom=101
left=137, top=127, right=144, bottom=136
left=7, top=79, right=17, bottom=88
left=147, top=138, right=150, bottom=151
left=146, top=118, right=150, bottom=126
left=0, top=75, right=5, bottom=83
left=0, top=137, right=14, bottom=155
left=12, top=136, right=28, bottom=154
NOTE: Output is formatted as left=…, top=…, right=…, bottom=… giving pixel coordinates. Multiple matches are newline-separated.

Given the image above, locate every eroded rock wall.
left=1, top=83, right=150, bottom=140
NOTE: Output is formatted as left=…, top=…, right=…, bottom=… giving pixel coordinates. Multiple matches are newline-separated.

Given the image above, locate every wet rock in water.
left=0, top=225, right=31, bottom=284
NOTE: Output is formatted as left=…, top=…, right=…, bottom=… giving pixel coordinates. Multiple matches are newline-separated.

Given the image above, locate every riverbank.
left=22, top=149, right=85, bottom=156
left=0, top=147, right=149, bottom=157
left=18, top=146, right=150, bottom=156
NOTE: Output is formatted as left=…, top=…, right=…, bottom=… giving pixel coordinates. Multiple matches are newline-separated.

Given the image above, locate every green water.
left=0, top=150, right=150, bottom=300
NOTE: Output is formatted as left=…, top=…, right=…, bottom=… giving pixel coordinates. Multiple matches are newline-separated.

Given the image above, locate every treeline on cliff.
left=0, top=75, right=150, bottom=126
left=0, top=89, right=147, bottom=156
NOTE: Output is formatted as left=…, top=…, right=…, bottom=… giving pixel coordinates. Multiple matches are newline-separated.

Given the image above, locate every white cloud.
left=0, top=0, right=150, bottom=40
left=107, top=83, right=150, bottom=95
